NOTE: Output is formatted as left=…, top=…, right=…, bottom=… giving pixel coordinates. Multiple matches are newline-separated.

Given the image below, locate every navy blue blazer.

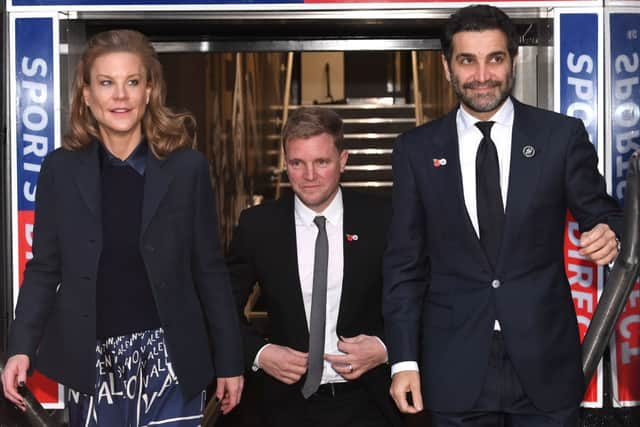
left=383, top=99, right=623, bottom=412
left=8, top=141, right=243, bottom=398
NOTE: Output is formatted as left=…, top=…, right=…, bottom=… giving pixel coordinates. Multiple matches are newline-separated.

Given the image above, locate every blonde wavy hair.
left=63, top=29, right=196, bottom=157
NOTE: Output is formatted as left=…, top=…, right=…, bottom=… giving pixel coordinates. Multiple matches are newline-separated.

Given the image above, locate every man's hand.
left=324, top=335, right=386, bottom=380
left=215, top=375, right=244, bottom=415
left=390, top=370, right=423, bottom=414
left=1, top=354, right=29, bottom=411
left=579, top=223, right=619, bottom=265
left=259, top=344, right=308, bottom=384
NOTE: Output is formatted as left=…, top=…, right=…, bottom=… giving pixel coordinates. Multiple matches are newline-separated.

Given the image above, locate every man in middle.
left=228, top=107, right=402, bottom=427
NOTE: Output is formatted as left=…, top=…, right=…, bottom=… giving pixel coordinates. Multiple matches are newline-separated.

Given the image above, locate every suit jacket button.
left=145, top=245, right=155, bottom=252
left=491, top=279, right=501, bottom=289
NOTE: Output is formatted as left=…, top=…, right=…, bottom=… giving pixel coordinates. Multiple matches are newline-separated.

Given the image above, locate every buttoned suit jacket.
left=8, top=141, right=243, bottom=398
left=383, top=98, right=623, bottom=413
left=228, top=188, right=402, bottom=426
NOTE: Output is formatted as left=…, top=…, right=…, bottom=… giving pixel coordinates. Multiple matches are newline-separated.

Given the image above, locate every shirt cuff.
left=391, top=361, right=419, bottom=377
left=609, top=238, right=622, bottom=269
left=373, top=336, right=389, bottom=363
left=252, top=344, right=271, bottom=372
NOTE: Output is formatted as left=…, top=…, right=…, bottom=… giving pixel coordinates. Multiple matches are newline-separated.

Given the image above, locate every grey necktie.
left=301, top=215, right=328, bottom=398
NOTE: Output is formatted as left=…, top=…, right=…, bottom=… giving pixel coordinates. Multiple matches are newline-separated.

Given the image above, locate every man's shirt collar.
left=458, top=97, right=514, bottom=134
left=294, top=188, right=343, bottom=227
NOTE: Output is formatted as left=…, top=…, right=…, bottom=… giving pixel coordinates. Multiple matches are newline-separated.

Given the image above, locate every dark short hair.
left=441, top=5, right=519, bottom=64
left=282, top=107, right=344, bottom=152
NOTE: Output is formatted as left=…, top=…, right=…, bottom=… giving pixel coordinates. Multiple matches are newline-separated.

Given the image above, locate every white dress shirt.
left=458, top=98, right=514, bottom=234
left=254, top=189, right=347, bottom=384
left=391, top=99, right=515, bottom=376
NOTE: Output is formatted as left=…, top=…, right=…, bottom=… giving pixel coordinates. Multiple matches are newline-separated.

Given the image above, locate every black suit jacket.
left=383, top=99, right=623, bottom=413
left=228, top=188, right=402, bottom=426
left=8, top=141, right=243, bottom=398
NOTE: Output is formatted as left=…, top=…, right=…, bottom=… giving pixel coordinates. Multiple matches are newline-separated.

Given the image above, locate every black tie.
left=301, top=216, right=328, bottom=398
left=475, top=121, right=504, bottom=270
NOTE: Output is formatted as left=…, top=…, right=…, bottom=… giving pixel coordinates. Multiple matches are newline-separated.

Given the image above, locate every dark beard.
left=451, top=72, right=514, bottom=114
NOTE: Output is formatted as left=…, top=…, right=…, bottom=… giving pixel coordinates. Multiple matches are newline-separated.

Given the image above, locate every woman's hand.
left=1, top=354, right=30, bottom=411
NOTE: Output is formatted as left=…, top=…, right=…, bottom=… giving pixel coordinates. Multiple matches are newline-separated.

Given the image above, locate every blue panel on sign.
left=610, top=13, right=640, bottom=205
left=560, top=13, right=599, bottom=151
left=15, top=18, right=55, bottom=211
left=13, top=0, right=300, bottom=4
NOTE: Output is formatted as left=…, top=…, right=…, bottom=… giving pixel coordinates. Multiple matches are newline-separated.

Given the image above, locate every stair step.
left=266, top=101, right=415, bottom=196
left=266, top=133, right=401, bottom=141
left=342, top=117, right=415, bottom=124
left=280, top=181, right=393, bottom=188
left=345, top=165, right=392, bottom=171
left=347, top=148, right=392, bottom=155
left=344, top=122, right=413, bottom=134
left=273, top=103, right=415, bottom=113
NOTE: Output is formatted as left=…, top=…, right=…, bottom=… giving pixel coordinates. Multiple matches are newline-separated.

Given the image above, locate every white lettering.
left=21, top=57, right=47, bottom=78
left=567, top=52, right=594, bottom=74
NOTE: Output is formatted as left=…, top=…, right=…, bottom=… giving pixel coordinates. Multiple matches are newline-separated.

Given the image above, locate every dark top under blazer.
left=8, top=141, right=244, bottom=398
left=228, top=188, right=402, bottom=426
left=383, top=99, right=623, bottom=413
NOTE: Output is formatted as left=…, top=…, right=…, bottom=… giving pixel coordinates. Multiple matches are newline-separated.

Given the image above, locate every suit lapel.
left=337, top=189, right=355, bottom=329
left=278, top=193, right=311, bottom=341
left=432, top=110, right=488, bottom=264
left=141, top=150, right=172, bottom=236
left=73, top=141, right=101, bottom=220
left=498, top=100, right=547, bottom=271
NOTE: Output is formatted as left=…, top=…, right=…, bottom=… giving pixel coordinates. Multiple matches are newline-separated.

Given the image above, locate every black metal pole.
left=582, top=151, right=640, bottom=383
left=0, top=358, right=57, bottom=427
left=0, top=0, right=10, bottom=356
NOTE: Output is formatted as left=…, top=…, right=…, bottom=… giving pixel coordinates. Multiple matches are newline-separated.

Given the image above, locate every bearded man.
left=383, top=5, right=622, bottom=427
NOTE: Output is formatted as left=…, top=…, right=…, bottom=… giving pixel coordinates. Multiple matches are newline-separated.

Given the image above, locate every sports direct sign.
left=558, top=11, right=603, bottom=408
left=608, top=11, right=640, bottom=407
left=10, top=15, right=63, bottom=408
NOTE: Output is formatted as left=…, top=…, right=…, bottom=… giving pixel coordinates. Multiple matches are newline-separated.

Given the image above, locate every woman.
left=2, top=30, right=243, bottom=425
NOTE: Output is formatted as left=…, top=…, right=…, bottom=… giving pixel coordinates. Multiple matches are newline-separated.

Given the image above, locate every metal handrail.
left=274, top=52, right=294, bottom=200
left=0, top=357, right=56, bottom=427
left=582, top=151, right=640, bottom=383
left=411, top=51, right=424, bottom=126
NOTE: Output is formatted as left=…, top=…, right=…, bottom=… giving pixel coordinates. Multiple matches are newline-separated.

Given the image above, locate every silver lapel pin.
left=522, top=145, right=536, bottom=158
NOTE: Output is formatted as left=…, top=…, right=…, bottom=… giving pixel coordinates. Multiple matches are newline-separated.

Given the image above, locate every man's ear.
left=441, top=54, right=452, bottom=83
left=339, top=149, right=349, bottom=173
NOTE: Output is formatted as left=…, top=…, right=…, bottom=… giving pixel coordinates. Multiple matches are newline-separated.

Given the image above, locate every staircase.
left=269, top=103, right=417, bottom=197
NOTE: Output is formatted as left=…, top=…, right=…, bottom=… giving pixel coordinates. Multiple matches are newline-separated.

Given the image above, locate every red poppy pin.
left=433, top=158, right=447, bottom=167
left=346, top=234, right=359, bottom=242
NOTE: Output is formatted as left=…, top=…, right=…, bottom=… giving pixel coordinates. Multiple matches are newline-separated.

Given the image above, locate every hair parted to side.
left=281, top=107, right=344, bottom=153
left=441, top=5, right=519, bottom=65
left=63, top=29, right=196, bottom=158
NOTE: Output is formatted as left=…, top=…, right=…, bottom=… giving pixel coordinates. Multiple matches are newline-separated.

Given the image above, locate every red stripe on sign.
left=564, top=211, right=600, bottom=404
left=613, top=281, right=640, bottom=403
left=26, top=371, right=59, bottom=405
left=303, top=0, right=585, bottom=2
left=17, top=210, right=35, bottom=287
left=17, top=210, right=61, bottom=405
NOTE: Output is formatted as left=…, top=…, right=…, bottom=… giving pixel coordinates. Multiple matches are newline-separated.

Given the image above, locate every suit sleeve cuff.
left=391, top=361, right=419, bottom=377
left=252, top=343, right=271, bottom=372
left=609, top=237, right=622, bottom=269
